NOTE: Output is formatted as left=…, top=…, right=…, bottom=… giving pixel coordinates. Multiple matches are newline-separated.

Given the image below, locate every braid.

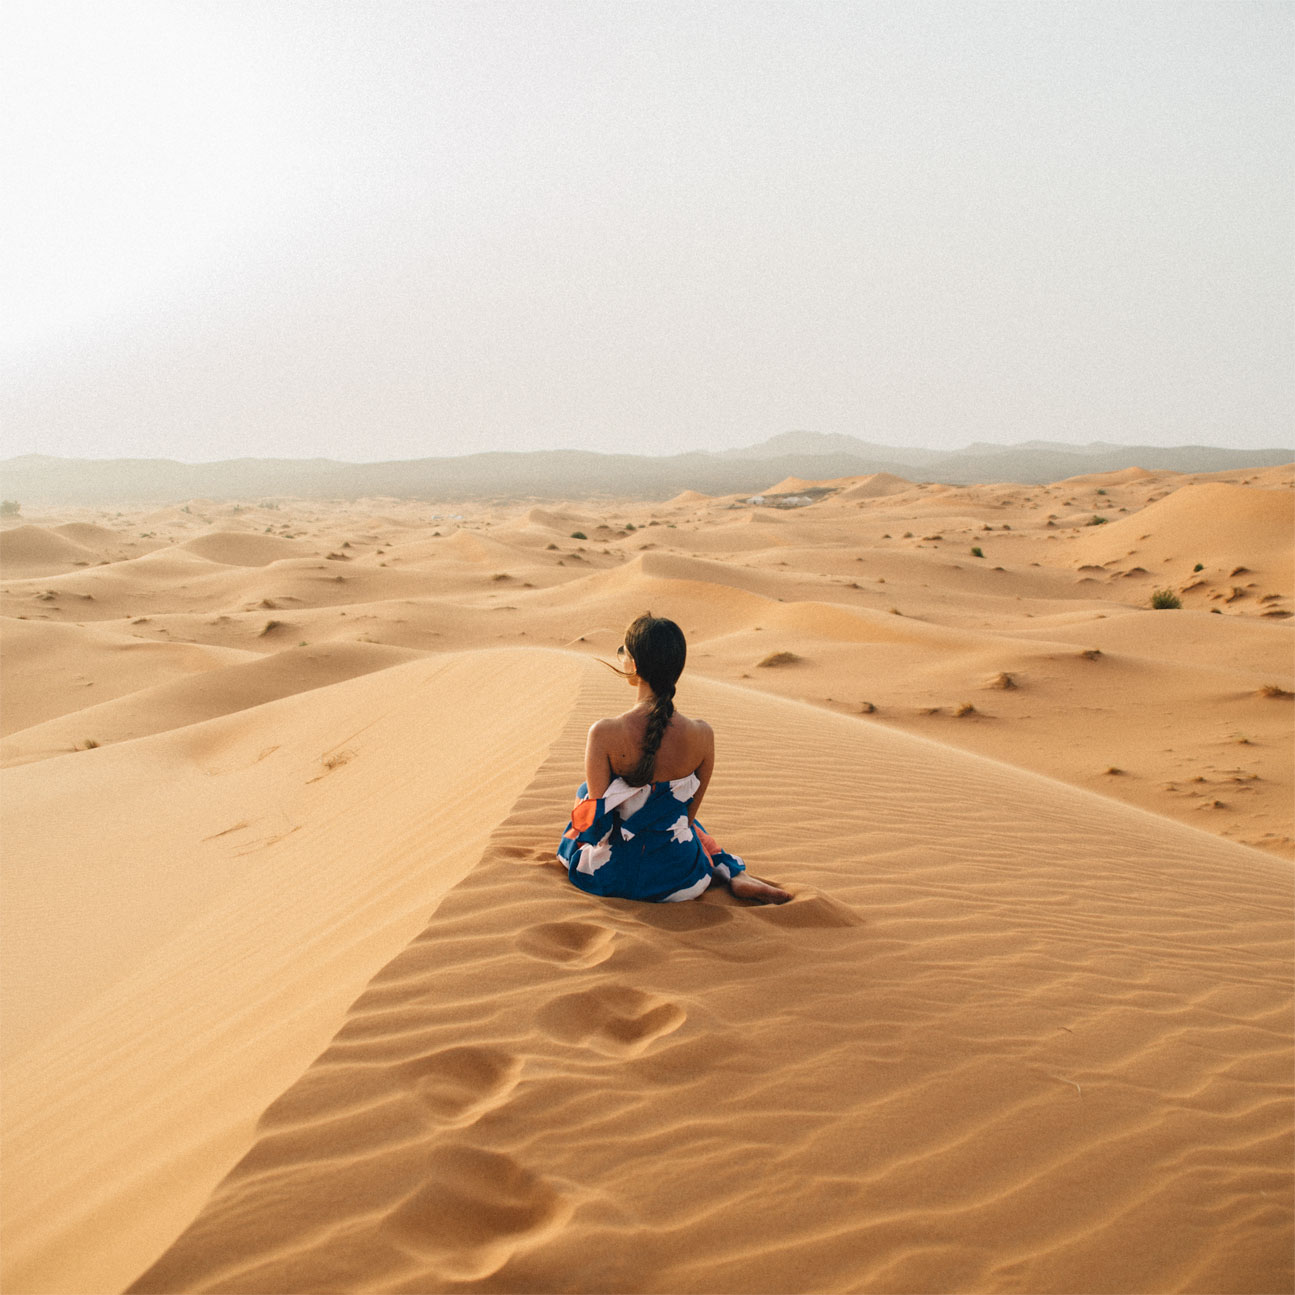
left=627, top=682, right=675, bottom=786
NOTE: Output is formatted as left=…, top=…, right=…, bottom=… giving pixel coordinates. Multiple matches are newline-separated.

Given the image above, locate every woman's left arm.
left=686, top=721, right=715, bottom=826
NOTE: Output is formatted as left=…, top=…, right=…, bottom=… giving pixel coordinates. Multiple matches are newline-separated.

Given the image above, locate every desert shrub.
left=1193, top=563, right=1204, bottom=572
left=0, top=500, right=19, bottom=517
left=953, top=702, right=977, bottom=717
left=1087, top=515, right=1109, bottom=526
left=570, top=531, right=587, bottom=540
left=757, top=651, right=801, bottom=668
left=1259, top=683, right=1293, bottom=699
left=1150, top=589, right=1182, bottom=609
left=970, top=546, right=984, bottom=558
left=1096, top=488, right=1107, bottom=495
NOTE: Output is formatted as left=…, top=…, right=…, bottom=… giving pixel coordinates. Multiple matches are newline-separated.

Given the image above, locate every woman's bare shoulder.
left=674, top=711, right=713, bottom=749
left=673, top=708, right=710, bottom=729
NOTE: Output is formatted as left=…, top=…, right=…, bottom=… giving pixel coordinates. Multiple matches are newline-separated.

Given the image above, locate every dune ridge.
left=127, top=664, right=1293, bottom=1294
left=0, top=650, right=583, bottom=1295
left=0, top=640, right=427, bottom=765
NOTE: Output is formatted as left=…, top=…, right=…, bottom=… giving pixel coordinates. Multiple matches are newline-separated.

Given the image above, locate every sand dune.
left=178, top=531, right=318, bottom=566
left=120, top=665, right=1293, bottom=1295
left=1, top=649, right=585, bottom=1295
left=836, top=470, right=915, bottom=500
left=0, top=523, right=101, bottom=575
left=521, top=506, right=594, bottom=530
left=50, top=520, right=125, bottom=545
left=1071, top=482, right=1294, bottom=589
left=1, top=640, right=427, bottom=765
left=1059, top=465, right=1161, bottom=487
left=2, top=468, right=1291, bottom=1294
left=0, top=617, right=249, bottom=734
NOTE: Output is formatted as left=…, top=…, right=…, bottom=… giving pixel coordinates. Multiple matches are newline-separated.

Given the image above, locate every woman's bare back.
left=605, top=708, right=712, bottom=783
left=583, top=708, right=790, bottom=903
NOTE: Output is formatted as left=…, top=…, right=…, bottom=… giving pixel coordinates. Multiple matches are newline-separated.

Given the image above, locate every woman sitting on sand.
left=558, top=613, right=791, bottom=904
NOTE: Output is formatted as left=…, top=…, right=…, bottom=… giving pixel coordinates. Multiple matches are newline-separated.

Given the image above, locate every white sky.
left=2, top=0, right=1291, bottom=462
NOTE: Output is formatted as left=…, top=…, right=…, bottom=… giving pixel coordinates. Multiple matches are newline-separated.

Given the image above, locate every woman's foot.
left=729, top=872, right=792, bottom=904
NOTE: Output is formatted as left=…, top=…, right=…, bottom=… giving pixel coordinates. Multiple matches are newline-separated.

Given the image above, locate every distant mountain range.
left=2, top=433, right=1290, bottom=507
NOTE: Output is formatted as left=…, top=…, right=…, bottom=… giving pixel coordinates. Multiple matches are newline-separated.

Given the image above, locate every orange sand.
left=2, top=466, right=1291, bottom=1293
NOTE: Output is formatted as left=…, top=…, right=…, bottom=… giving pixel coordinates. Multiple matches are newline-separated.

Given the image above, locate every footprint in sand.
left=396, top=1045, right=522, bottom=1124
left=385, top=1145, right=571, bottom=1280
left=518, top=919, right=617, bottom=968
left=538, top=984, right=685, bottom=1055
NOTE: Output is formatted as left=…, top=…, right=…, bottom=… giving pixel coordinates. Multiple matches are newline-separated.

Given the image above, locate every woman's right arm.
left=584, top=719, right=615, bottom=799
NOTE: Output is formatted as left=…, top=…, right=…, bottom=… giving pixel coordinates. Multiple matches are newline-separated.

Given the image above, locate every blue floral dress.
left=558, top=773, right=747, bottom=902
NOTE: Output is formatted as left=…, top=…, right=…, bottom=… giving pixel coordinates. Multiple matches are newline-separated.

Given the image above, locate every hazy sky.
left=3, top=0, right=1291, bottom=462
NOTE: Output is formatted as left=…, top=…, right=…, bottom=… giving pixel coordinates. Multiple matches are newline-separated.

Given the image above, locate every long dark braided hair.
left=621, top=613, right=687, bottom=786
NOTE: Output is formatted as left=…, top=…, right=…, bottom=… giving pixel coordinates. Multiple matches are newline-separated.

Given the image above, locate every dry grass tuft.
left=987, top=672, right=1016, bottom=690
left=259, top=619, right=283, bottom=636
left=953, top=702, right=978, bottom=717
left=1079, top=648, right=1102, bottom=660
left=1104, top=766, right=1124, bottom=775
left=1259, top=683, right=1293, bottom=699
left=757, top=651, right=801, bottom=668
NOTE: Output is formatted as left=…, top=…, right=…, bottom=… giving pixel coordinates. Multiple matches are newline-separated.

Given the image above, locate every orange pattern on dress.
left=569, top=798, right=597, bottom=833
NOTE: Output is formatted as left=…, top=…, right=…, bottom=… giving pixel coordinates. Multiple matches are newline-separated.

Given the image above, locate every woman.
left=558, top=613, right=791, bottom=904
